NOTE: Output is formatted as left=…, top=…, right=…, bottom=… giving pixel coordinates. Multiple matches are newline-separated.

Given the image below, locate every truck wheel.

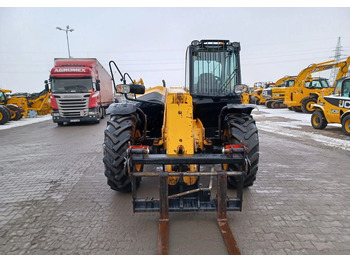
left=0, top=106, right=10, bottom=125
left=301, top=97, right=317, bottom=113
left=103, top=114, right=141, bottom=192
left=311, top=110, right=327, bottom=129
left=341, top=115, right=350, bottom=136
left=225, top=114, right=259, bottom=188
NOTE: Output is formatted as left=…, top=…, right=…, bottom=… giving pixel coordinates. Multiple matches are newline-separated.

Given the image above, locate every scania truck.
left=47, top=58, right=114, bottom=125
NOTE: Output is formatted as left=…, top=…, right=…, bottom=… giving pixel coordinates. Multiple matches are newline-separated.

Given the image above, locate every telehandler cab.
left=103, top=40, right=259, bottom=254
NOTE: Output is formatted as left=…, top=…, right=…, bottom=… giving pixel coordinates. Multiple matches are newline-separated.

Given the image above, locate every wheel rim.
left=345, top=119, right=350, bottom=133
left=306, top=101, right=315, bottom=111
left=312, top=114, right=320, bottom=126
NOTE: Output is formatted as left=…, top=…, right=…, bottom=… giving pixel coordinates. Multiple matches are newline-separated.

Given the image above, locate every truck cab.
left=48, top=58, right=113, bottom=125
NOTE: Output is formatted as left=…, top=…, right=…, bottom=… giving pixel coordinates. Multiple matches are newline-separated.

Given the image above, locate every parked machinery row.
left=241, top=57, right=350, bottom=135
left=0, top=88, right=52, bottom=125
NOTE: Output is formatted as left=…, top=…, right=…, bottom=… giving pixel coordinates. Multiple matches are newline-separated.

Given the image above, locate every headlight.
left=231, top=42, right=240, bottom=48
left=116, top=84, right=130, bottom=94
left=191, top=40, right=200, bottom=46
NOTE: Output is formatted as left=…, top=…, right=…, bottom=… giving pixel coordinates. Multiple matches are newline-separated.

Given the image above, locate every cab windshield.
left=0, top=91, right=6, bottom=103
left=191, top=50, right=238, bottom=96
left=334, top=80, right=342, bottom=96
left=304, top=79, right=329, bottom=89
left=51, top=78, right=93, bottom=93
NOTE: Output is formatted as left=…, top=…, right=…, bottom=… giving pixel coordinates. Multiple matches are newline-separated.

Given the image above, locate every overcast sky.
left=0, top=4, right=350, bottom=93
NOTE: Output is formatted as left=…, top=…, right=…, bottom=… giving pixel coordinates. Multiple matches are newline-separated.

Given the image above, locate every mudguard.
left=341, top=110, right=350, bottom=121
left=227, top=104, right=257, bottom=115
left=311, top=104, right=324, bottom=112
left=106, top=102, right=137, bottom=116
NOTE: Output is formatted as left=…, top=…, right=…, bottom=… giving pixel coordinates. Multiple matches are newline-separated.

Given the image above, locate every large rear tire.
left=225, top=114, right=259, bottom=188
left=301, top=97, right=317, bottom=113
left=103, top=114, right=141, bottom=192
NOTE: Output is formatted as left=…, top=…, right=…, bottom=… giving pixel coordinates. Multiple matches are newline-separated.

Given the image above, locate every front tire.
left=103, top=114, right=141, bottom=192
left=0, top=106, right=10, bottom=125
left=341, top=115, right=350, bottom=136
left=311, top=110, right=327, bottom=129
left=225, top=114, right=259, bottom=188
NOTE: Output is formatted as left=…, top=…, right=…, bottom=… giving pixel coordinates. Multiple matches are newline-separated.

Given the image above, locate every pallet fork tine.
left=156, top=171, right=241, bottom=255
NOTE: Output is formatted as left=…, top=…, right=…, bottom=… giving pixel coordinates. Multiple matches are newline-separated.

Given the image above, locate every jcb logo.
left=339, top=100, right=350, bottom=109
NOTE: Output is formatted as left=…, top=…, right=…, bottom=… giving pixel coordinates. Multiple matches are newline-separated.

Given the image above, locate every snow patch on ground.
left=0, top=114, right=52, bottom=131
left=253, top=105, right=350, bottom=151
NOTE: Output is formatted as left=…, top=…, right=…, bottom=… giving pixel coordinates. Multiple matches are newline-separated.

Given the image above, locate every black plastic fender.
left=227, top=104, right=257, bottom=115
left=106, top=103, right=137, bottom=116
left=341, top=110, right=350, bottom=122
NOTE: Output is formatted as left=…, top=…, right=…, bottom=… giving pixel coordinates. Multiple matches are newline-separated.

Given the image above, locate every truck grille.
left=55, top=93, right=89, bottom=118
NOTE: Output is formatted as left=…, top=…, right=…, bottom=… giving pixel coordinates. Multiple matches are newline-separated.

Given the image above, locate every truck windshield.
left=191, top=50, right=238, bottom=96
left=51, top=78, right=93, bottom=93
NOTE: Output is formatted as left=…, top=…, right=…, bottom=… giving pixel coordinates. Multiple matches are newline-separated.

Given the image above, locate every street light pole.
left=56, top=25, right=74, bottom=58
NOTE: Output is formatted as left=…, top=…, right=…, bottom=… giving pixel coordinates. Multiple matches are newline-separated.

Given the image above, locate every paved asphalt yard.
left=1, top=107, right=350, bottom=255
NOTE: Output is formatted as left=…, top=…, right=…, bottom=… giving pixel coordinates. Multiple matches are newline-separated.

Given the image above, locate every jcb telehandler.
left=103, top=40, right=259, bottom=254
left=311, top=76, right=350, bottom=136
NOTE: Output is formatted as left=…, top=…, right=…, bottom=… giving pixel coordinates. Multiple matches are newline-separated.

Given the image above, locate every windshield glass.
left=343, top=80, right=350, bottom=97
left=0, top=91, right=5, bottom=103
left=334, top=80, right=342, bottom=96
left=304, top=79, right=329, bottom=89
left=191, top=50, right=238, bottom=96
left=51, top=78, right=93, bottom=93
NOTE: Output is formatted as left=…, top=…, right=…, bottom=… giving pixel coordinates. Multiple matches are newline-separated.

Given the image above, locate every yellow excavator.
left=311, top=76, right=350, bottom=135
left=283, top=57, right=350, bottom=113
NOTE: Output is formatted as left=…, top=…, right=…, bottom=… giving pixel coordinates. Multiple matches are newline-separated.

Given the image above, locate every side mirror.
left=44, top=80, right=50, bottom=92
left=116, top=84, right=145, bottom=95
left=234, top=84, right=248, bottom=95
left=96, top=80, right=101, bottom=91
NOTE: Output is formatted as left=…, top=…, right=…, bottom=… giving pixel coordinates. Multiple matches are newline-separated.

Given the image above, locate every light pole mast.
left=56, top=25, right=74, bottom=58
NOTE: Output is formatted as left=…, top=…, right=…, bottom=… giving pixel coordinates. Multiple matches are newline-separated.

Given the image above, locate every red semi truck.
left=46, top=58, right=114, bottom=125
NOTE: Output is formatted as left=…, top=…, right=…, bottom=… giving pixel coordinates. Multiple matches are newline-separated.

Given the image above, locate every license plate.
left=70, top=119, right=80, bottom=122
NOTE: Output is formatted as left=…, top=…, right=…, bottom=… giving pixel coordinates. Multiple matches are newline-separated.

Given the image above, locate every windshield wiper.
left=219, top=69, right=238, bottom=93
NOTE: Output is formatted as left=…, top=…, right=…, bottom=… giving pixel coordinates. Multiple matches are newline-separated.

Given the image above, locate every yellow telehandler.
left=311, top=76, right=350, bottom=135
left=283, top=57, right=350, bottom=113
left=103, top=40, right=259, bottom=254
